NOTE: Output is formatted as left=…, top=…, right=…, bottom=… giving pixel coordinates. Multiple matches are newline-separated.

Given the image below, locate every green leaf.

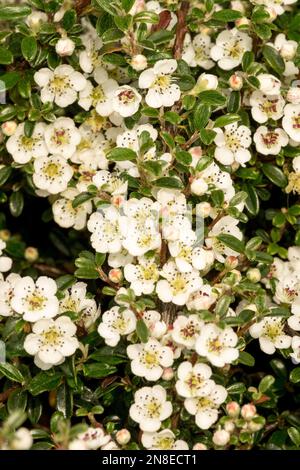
left=199, top=129, right=216, bottom=145
left=199, top=90, right=226, bottom=106
left=93, top=0, right=119, bottom=16
left=193, top=103, right=211, bottom=129
left=217, top=233, right=244, bottom=253
left=214, top=114, right=240, bottom=128
left=215, top=295, right=232, bottom=317
left=122, top=0, right=135, bottom=12
left=72, top=192, right=94, bottom=208
left=21, top=36, right=37, bottom=62
left=0, top=5, right=31, bottom=20
left=0, top=363, right=24, bottom=383
left=0, top=72, right=20, bottom=91
left=288, top=427, right=300, bottom=447
left=9, top=192, right=24, bottom=218
left=262, top=45, right=285, bottom=75
left=259, top=375, right=275, bottom=393
left=212, top=9, right=242, bottom=21
left=28, top=371, right=62, bottom=396
left=62, top=9, right=77, bottom=30
left=107, top=148, right=137, bottom=161
left=57, top=383, right=73, bottom=419
left=175, top=149, right=192, bottom=166
left=245, top=184, right=260, bottom=215
left=262, top=163, right=287, bottom=188
left=242, top=51, right=254, bottom=72
left=238, top=351, right=255, bottom=367
left=56, top=274, right=76, bottom=291
left=0, top=166, right=12, bottom=187
left=227, top=91, right=241, bottom=113
left=154, top=177, right=183, bottom=189
left=227, top=382, right=246, bottom=395
left=290, top=367, right=300, bottom=384
left=0, top=46, right=13, bottom=65
left=7, top=389, right=27, bottom=414
left=136, top=318, right=149, bottom=343
left=82, top=363, right=117, bottom=378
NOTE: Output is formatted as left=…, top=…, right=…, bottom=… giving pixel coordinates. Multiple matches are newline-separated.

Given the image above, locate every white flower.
left=6, top=122, right=48, bottom=164
left=138, top=59, right=180, bottom=108
left=253, top=126, right=289, bottom=155
left=34, top=65, right=86, bottom=107
left=195, top=323, right=239, bottom=367
left=176, top=361, right=214, bottom=398
left=78, top=68, right=119, bottom=116
left=52, top=188, right=92, bottom=230
left=206, top=215, right=243, bottom=263
left=210, top=28, right=252, bottom=70
left=274, top=33, right=298, bottom=60
left=250, top=91, right=285, bottom=123
left=33, top=155, right=73, bottom=195
left=282, top=104, right=300, bottom=142
left=156, top=261, right=202, bottom=306
left=108, top=249, right=133, bottom=268
left=184, top=384, right=228, bottom=430
left=98, top=306, right=136, bottom=346
left=24, top=316, right=79, bottom=369
left=257, top=73, right=281, bottom=95
left=87, top=206, right=122, bottom=254
left=0, top=240, right=12, bottom=274
left=187, top=284, right=217, bottom=311
left=11, top=276, right=59, bottom=322
left=124, top=256, right=160, bottom=296
left=55, top=37, right=75, bottom=57
left=129, top=385, right=173, bottom=432
left=93, top=170, right=128, bottom=196
left=249, top=317, right=292, bottom=354
left=172, top=314, right=203, bottom=349
left=112, top=86, right=142, bottom=117
left=0, top=273, right=21, bottom=317
left=44, top=118, right=81, bottom=158
left=142, top=310, right=167, bottom=339
left=168, top=230, right=209, bottom=273
left=141, top=430, right=188, bottom=450
left=59, top=282, right=100, bottom=329
left=10, top=428, right=33, bottom=450
left=290, top=336, right=300, bottom=363
left=72, top=428, right=111, bottom=450
left=116, top=124, right=158, bottom=152
left=127, top=339, right=173, bottom=381
left=214, top=122, right=252, bottom=166
left=182, top=33, right=214, bottom=69
left=191, top=162, right=234, bottom=199
left=79, top=23, right=103, bottom=73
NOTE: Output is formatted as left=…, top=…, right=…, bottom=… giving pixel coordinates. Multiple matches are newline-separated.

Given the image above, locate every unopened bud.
left=265, top=7, right=277, bottom=22
left=162, top=367, right=174, bottom=381
left=197, top=202, right=211, bottom=218
left=193, top=443, right=208, bottom=450
left=226, top=401, right=240, bottom=418
left=116, top=429, right=131, bottom=445
left=25, top=247, right=39, bottom=263
left=241, top=403, right=256, bottom=420
left=131, top=54, right=148, bottom=71
left=281, top=43, right=297, bottom=60
left=2, top=121, right=17, bottom=136
left=229, top=74, right=243, bottom=91
left=224, top=420, right=235, bottom=433
left=212, top=429, right=230, bottom=447
left=225, top=256, right=239, bottom=270
left=248, top=420, right=263, bottom=432
left=55, top=37, right=75, bottom=57
left=109, top=268, right=123, bottom=284
left=0, top=229, right=10, bottom=241
left=231, top=1, right=245, bottom=13
left=235, top=17, right=251, bottom=29
left=10, top=428, right=33, bottom=450
left=287, top=87, right=300, bottom=104
left=247, top=268, right=261, bottom=283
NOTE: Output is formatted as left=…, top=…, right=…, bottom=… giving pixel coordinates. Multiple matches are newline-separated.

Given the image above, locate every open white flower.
left=59, top=282, right=100, bottom=329
left=187, top=284, right=217, bottom=311
left=127, top=339, right=173, bottom=381
left=11, top=276, right=59, bottom=322
left=24, top=315, right=79, bottom=369
left=33, top=155, right=73, bottom=195
left=257, top=74, right=281, bottom=95
left=6, top=122, right=48, bottom=164
left=250, top=91, right=285, bottom=123
left=210, top=28, right=252, bottom=70
left=156, top=261, right=202, bottom=306
left=172, top=314, right=203, bottom=349
left=112, top=85, right=142, bottom=117
left=182, top=33, right=214, bottom=69
left=93, top=170, right=128, bottom=196
left=290, top=336, right=300, bottom=364
left=0, top=273, right=21, bottom=317
left=214, top=122, right=252, bottom=166
left=79, top=22, right=103, bottom=73
left=124, top=256, right=160, bottom=296
left=184, top=384, right=227, bottom=430
left=206, top=215, right=243, bottom=263
left=253, top=126, right=289, bottom=155
left=168, top=230, right=209, bottom=273
left=98, top=305, right=136, bottom=346
left=282, top=104, right=300, bottom=142
left=87, top=207, right=123, bottom=254
left=116, top=124, right=158, bottom=152
left=141, top=430, right=188, bottom=450
left=191, top=162, right=234, bottom=199
left=195, top=323, right=239, bottom=367
left=138, top=59, right=180, bottom=108
left=176, top=361, right=214, bottom=398
left=52, top=188, right=92, bottom=230
left=129, top=385, right=173, bottom=432
left=70, top=428, right=111, bottom=450
left=142, top=310, right=167, bottom=339
left=34, top=65, right=86, bottom=107
left=44, top=118, right=81, bottom=158
left=249, top=317, right=292, bottom=354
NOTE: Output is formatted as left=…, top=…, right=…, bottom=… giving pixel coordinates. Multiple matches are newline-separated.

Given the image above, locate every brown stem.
left=151, top=10, right=172, bottom=32
left=74, top=0, right=91, bottom=16
left=182, top=132, right=200, bottom=150
left=0, top=386, right=18, bottom=402
left=173, top=2, right=189, bottom=60
left=96, top=267, right=120, bottom=289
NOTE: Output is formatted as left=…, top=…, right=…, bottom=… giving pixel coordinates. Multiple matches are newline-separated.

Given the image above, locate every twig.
left=74, top=0, right=91, bottom=16
left=151, top=10, right=172, bottom=32
left=0, top=386, right=18, bottom=402
left=173, top=2, right=189, bottom=60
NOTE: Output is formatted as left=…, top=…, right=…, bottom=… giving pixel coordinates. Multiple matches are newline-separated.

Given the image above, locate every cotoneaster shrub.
left=0, top=0, right=300, bottom=451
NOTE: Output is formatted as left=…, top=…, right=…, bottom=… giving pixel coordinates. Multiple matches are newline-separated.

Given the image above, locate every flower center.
left=26, top=293, right=46, bottom=311
left=42, top=327, right=61, bottom=345
left=207, top=337, right=223, bottom=353
left=263, top=322, right=283, bottom=340
left=225, top=133, right=241, bottom=150
left=45, top=162, right=61, bottom=177
left=141, top=264, right=159, bottom=281
left=227, top=40, right=243, bottom=59
left=117, top=89, right=135, bottom=104
left=143, top=351, right=159, bottom=367
left=171, top=276, right=187, bottom=294
left=155, top=437, right=174, bottom=450
left=52, top=129, right=70, bottom=146
left=146, top=399, right=161, bottom=418
left=260, top=99, right=278, bottom=116
left=153, top=74, right=171, bottom=92
left=91, top=85, right=105, bottom=104
left=185, top=372, right=203, bottom=391
left=292, top=115, right=300, bottom=129
left=50, top=75, right=69, bottom=91
left=20, top=136, right=38, bottom=150
left=261, top=131, right=278, bottom=148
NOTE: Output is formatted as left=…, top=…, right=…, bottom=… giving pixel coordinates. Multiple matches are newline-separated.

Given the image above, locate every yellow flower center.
left=153, top=75, right=171, bottom=91
left=45, top=163, right=60, bottom=177
left=26, top=293, right=46, bottom=311
left=42, top=327, right=60, bottom=345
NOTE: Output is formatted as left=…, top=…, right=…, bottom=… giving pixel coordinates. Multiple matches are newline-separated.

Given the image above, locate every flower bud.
left=25, top=247, right=39, bottom=263
left=193, top=443, right=208, bottom=450
left=248, top=420, right=264, bottom=432
left=0, top=229, right=10, bottom=241
left=241, top=403, right=256, bottom=420
left=10, top=428, right=33, bottom=450
left=55, top=37, right=75, bottom=57
left=26, top=12, right=48, bottom=33
left=212, top=429, right=230, bottom=447
left=226, top=401, right=240, bottom=418
left=189, top=146, right=202, bottom=167
left=190, top=178, right=207, bottom=196
left=196, top=73, right=218, bottom=91
left=235, top=17, right=251, bottom=29
left=2, top=121, right=17, bottom=136
left=225, top=256, right=239, bottom=270
left=247, top=268, right=261, bottom=283
left=162, top=367, right=174, bottom=381
left=280, top=43, right=297, bottom=60
left=265, top=7, right=277, bottom=22
left=131, top=54, right=148, bottom=71
left=109, top=268, right=123, bottom=284
left=231, top=269, right=242, bottom=283
left=287, top=87, right=300, bottom=104
left=224, top=421, right=235, bottom=433
left=0, top=256, right=12, bottom=272
left=197, top=202, right=212, bottom=218
left=231, top=1, right=246, bottom=13
left=229, top=74, right=243, bottom=91
left=116, top=429, right=131, bottom=445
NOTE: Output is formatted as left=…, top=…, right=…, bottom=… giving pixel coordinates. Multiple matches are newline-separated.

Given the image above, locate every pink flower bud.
left=2, top=121, right=17, bottom=136
left=241, top=403, right=257, bottom=420
left=226, top=401, right=240, bottom=418
left=116, top=429, right=131, bottom=445
left=193, top=443, right=208, bottom=450
left=55, top=37, right=75, bottom=57
left=229, top=74, right=243, bottom=91
left=162, top=367, right=174, bottom=381
left=212, top=430, right=230, bottom=447
left=109, top=268, right=123, bottom=284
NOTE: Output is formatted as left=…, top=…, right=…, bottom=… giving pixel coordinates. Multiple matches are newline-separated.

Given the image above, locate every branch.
left=74, top=0, right=91, bottom=16
left=151, top=10, right=172, bottom=32
left=173, top=1, right=189, bottom=60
